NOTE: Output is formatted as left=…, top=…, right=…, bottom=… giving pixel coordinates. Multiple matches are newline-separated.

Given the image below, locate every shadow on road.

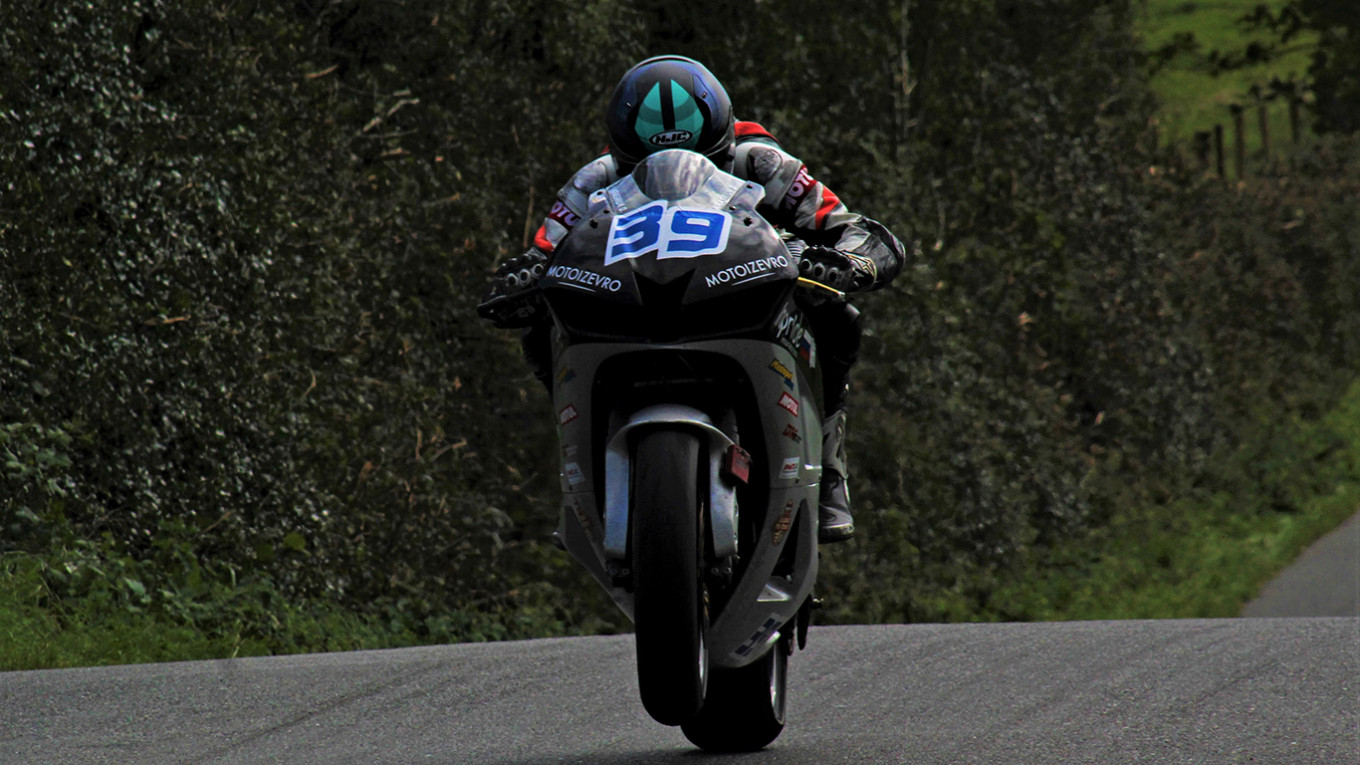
left=479, top=743, right=826, bottom=765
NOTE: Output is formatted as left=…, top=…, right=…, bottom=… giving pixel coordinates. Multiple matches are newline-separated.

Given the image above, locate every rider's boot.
left=818, top=408, right=855, bottom=543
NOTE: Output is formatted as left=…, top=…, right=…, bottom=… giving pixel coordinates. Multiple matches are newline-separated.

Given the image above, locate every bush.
left=2, top=0, right=1356, bottom=651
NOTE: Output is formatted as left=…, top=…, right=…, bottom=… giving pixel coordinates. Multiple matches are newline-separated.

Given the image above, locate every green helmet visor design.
left=634, top=80, right=703, bottom=152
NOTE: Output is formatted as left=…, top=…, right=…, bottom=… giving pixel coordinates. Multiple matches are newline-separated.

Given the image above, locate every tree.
left=1245, top=1, right=1360, bottom=133
left=1295, top=0, right=1360, bottom=133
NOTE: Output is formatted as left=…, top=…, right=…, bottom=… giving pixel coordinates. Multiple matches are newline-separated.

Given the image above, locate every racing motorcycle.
left=490, top=150, right=842, bottom=751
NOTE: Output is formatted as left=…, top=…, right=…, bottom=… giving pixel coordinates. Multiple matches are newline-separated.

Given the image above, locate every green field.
left=1137, top=0, right=1318, bottom=163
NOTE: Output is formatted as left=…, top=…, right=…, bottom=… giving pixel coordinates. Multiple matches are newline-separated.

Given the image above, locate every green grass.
left=0, top=572, right=254, bottom=670
left=990, top=376, right=1360, bottom=621
left=0, top=558, right=391, bottom=671
left=0, top=542, right=569, bottom=671
left=1137, top=0, right=1319, bottom=162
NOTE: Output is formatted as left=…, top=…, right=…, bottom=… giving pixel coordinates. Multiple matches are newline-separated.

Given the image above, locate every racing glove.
left=477, top=249, right=549, bottom=328
left=797, top=245, right=878, bottom=294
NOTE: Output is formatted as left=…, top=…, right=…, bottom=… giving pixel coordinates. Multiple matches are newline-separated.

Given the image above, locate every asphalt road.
left=5, top=513, right=1356, bottom=764
left=3, top=617, right=1356, bottom=764
left=1242, top=511, right=1360, bottom=618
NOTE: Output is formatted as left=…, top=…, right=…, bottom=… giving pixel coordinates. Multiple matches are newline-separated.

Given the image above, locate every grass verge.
left=0, top=561, right=403, bottom=671
left=0, top=545, right=572, bottom=672
left=989, top=376, right=1360, bottom=621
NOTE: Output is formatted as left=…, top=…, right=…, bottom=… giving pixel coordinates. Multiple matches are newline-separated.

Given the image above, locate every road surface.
left=1242, top=511, right=1360, bottom=618
left=3, top=618, right=1355, bottom=764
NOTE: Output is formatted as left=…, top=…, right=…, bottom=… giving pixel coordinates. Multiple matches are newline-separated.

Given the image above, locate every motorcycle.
left=515, top=150, right=838, bottom=751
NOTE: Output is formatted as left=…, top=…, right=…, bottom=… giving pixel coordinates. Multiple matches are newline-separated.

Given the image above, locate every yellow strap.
left=797, top=277, right=845, bottom=299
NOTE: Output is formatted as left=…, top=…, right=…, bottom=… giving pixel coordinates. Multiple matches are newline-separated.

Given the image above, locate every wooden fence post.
left=1231, top=104, right=1246, bottom=179
left=1214, top=123, right=1226, bottom=178
left=1193, top=131, right=1212, bottom=171
left=1257, top=101, right=1271, bottom=163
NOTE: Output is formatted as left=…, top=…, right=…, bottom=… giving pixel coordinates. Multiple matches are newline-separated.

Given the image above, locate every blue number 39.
left=604, top=201, right=732, bottom=266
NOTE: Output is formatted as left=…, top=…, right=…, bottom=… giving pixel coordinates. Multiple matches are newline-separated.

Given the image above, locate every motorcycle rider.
left=479, top=55, right=907, bottom=543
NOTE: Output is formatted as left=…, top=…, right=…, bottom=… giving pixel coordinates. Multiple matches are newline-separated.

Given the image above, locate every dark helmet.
left=605, top=55, right=735, bottom=172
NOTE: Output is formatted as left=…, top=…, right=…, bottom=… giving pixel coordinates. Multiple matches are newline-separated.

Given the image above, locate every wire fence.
left=1186, top=92, right=1309, bottom=179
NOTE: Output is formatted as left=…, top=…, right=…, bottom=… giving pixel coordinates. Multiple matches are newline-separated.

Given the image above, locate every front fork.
left=602, top=404, right=741, bottom=568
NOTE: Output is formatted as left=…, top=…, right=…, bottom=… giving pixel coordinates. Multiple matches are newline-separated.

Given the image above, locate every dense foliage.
left=2, top=0, right=1357, bottom=647
left=1248, top=0, right=1360, bottom=133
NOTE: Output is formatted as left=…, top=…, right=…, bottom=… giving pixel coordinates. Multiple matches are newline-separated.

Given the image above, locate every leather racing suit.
left=486, top=121, right=905, bottom=408
left=481, top=121, right=908, bottom=541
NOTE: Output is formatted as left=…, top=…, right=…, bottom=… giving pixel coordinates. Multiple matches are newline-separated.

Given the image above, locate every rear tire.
left=681, top=635, right=789, bottom=751
left=632, top=429, right=708, bottom=726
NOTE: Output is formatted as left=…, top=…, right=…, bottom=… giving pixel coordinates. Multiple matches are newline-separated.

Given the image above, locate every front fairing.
left=539, top=151, right=799, bottom=342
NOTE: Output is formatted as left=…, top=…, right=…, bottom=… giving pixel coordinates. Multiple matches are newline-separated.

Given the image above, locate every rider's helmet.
left=605, top=55, right=735, bottom=173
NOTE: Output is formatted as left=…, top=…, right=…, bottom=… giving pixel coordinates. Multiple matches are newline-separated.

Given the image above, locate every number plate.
left=604, top=200, right=733, bottom=266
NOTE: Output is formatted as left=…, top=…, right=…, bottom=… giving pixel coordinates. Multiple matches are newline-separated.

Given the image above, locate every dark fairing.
left=539, top=151, right=800, bottom=343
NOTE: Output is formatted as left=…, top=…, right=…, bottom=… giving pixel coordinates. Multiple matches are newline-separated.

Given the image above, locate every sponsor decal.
left=704, top=255, right=790, bottom=288
left=768, top=358, right=795, bottom=389
left=558, top=404, right=579, bottom=425
left=778, top=392, right=800, bottom=416
left=556, top=365, right=577, bottom=384
left=634, top=81, right=703, bottom=151
left=564, top=462, right=585, bottom=486
left=797, top=331, right=817, bottom=368
left=649, top=128, right=694, bottom=147
left=774, top=311, right=816, bottom=368
left=772, top=500, right=794, bottom=546
left=780, top=457, right=799, bottom=480
left=547, top=200, right=581, bottom=228
left=546, top=264, right=622, bottom=293
left=562, top=442, right=579, bottom=459
left=570, top=497, right=598, bottom=542
left=782, top=424, right=802, bottom=443
left=734, top=615, right=782, bottom=657
left=604, top=200, right=732, bottom=265
left=781, top=164, right=817, bottom=212
left=776, top=308, right=807, bottom=347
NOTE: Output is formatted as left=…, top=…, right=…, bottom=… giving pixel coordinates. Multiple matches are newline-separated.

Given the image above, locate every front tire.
left=681, top=635, right=789, bottom=751
left=631, top=428, right=708, bottom=726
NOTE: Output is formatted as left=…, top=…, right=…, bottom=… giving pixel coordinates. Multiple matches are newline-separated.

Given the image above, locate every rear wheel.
left=681, top=634, right=789, bottom=751
left=631, top=428, right=708, bottom=726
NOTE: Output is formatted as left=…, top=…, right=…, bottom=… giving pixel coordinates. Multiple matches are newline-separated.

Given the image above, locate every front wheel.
left=681, top=635, right=789, bottom=751
left=631, top=428, right=708, bottom=726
